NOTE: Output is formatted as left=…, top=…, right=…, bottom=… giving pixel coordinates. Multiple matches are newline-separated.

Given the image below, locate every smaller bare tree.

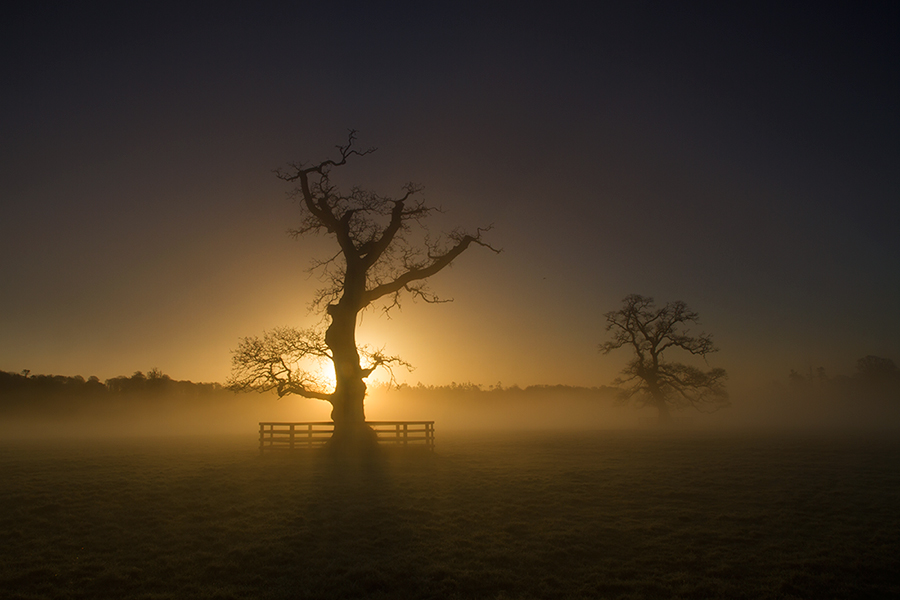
left=600, top=294, right=728, bottom=423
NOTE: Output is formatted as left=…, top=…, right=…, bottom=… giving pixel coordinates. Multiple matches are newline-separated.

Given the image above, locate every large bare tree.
left=230, top=132, right=497, bottom=446
left=600, top=294, right=728, bottom=423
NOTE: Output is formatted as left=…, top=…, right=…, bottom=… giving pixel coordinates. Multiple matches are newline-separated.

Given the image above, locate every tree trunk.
left=654, top=396, right=673, bottom=424
left=325, top=300, right=376, bottom=450
left=646, top=378, right=673, bottom=425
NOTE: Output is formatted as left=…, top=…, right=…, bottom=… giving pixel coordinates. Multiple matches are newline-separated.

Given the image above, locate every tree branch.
left=362, top=231, right=498, bottom=306
left=228, top=327, right=335, bottom=402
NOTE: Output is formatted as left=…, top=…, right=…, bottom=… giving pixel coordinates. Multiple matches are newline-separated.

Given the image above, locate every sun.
left=315, top=361, right=337, bottom=393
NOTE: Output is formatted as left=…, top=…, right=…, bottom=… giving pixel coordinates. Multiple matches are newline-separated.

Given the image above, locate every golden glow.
left=317, top=362, right=337, bottom=394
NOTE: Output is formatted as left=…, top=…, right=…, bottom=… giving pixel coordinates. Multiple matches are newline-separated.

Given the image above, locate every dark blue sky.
left=1, top=2, right=898, bottom=391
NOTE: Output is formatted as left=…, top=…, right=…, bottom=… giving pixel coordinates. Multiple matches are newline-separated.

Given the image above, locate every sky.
left=1, top=3, right=898, bottom=393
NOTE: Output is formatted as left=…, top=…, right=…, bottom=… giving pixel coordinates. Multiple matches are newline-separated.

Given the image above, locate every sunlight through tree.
left=229, top=131, right=498, bottom=449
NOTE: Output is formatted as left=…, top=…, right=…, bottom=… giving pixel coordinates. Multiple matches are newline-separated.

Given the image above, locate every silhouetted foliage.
left=600, top=294, right=729, bottom=422
left=856, top=355, right=900, bottom=384
left=0, top=370, right=622, bottom=434
left=382, top=381, right=616, bottom=398
left=229, top=131, right=498, bottom=447
left=785, top=355, right=900, bottom=417
left=0, top=369, right=225, bottom=417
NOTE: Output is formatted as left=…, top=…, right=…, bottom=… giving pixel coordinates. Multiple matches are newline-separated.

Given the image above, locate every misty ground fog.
left=2, top=376, right=899, bottom=439
left=2, top=376, right=900, bottom=598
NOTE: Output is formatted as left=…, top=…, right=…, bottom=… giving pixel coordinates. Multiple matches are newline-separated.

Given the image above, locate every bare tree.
left=600, top=294, right=728, bottom=423
left=230, top=131, right=498, bottom=447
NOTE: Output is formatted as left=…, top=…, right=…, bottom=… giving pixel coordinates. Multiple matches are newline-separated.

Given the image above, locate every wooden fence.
left=258, top=421, right=435, bottom=453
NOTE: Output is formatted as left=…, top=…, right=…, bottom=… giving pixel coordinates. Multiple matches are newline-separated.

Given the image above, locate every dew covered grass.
left=1, top=430, right=898, bottom=599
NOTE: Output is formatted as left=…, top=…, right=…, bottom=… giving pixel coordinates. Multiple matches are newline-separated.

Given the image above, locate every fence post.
left=259, top=423, right=265, bottom=454
left=289, top=424, right=295, bottom=450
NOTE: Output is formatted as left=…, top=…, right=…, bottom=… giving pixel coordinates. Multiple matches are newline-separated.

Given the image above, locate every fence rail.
left=258, top=421, right=435, bottom=453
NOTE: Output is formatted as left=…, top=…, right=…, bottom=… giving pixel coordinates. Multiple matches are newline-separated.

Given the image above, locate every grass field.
left=1, top=429, right=898, bottom=599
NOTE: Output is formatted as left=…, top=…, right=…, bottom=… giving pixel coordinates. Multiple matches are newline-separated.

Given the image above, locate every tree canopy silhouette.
left=600, top=294, right=728, bottom=422
left=229, top=131, right=498, bottom=447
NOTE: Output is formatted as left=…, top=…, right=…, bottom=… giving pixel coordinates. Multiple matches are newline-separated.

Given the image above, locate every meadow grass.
left=1, top=429, right=898, bottom=599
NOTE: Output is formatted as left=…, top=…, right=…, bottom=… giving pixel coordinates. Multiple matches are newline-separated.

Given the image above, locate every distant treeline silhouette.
left=3, top=357, right=896, bottom=428
left=0, top=368, right=223, bottom=397
left=760, top=355, right=900, bottom=427
left=0, top=369, right=628, bottom=435
left=386, top=382, right=616, bottom=395
left=787, top=355, right=900, bottom=397
left=0, top=368, right=617, bottom=416
left=0, top=370, right=609, bottom=401
left=0, top=369, right=225, bottom=416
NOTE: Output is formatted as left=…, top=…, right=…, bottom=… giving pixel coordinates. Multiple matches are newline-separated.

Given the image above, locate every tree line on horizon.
left=1, top=354, right=896, bottom=411
left=0, top=368, right=615, bottom=400
left=0, top=369, right=225, bottom=412
left=0, top=367, right=622, bottom=416
left=785, top=355, right=900, bottom=399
